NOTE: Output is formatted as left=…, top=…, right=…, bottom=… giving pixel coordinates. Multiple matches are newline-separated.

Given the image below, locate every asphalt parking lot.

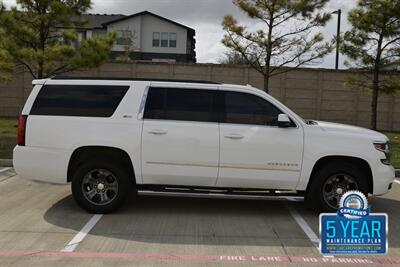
left=0, top=167, right=399, bottom=266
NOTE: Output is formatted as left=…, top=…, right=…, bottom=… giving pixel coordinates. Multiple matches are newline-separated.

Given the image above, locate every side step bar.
left=137, top=185, right=304, bottom=201
left=138, top=190, right=304, bottom=201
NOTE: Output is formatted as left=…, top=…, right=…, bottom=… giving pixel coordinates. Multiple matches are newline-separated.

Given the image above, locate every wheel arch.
left=67, top=146, right=136, bottom=185
left=306, top=155, right=373, bottom=194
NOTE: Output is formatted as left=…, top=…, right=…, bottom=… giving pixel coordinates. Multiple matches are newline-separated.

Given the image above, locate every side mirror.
left=277, top=114, right=291, bottom=128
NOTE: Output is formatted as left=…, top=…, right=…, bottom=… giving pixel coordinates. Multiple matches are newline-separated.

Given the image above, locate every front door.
left=141, top=86, right=219, bottom=187
left=216, top=90, right=303, bottom=190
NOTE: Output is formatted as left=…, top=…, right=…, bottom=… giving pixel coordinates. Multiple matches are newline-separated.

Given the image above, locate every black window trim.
left=141, top=87, right=298, bottom=128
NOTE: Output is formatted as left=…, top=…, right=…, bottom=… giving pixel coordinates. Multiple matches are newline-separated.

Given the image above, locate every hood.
left=314, top=121, right=388, bottom=142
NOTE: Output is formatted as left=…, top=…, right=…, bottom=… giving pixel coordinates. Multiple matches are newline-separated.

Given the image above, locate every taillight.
left=17, top=115, right=28, bottom=146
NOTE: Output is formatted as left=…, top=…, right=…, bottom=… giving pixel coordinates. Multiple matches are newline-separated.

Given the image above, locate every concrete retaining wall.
left=0, top=61, right=399, bottom=131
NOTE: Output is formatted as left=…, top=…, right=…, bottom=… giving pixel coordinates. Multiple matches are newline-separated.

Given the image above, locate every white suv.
left=13, top=77, right=395, bottom=213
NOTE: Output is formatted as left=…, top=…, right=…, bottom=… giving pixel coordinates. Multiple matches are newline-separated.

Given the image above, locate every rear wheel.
left=306, top=162, right=369, bottom=212
left=71, top=160, right=130, bottom=213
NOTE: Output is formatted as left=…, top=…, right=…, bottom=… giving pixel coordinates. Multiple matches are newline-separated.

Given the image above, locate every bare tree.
left=116, top=26, right=138, bottom=62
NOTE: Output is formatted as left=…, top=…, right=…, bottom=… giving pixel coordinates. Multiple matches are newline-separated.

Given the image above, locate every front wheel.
left=71, top=160, right=130, bottom=213
left=306, top=162, right=369, bottom=212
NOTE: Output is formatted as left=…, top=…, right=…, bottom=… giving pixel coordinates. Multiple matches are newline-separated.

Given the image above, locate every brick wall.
left=0, top=61, right=399, bottom=131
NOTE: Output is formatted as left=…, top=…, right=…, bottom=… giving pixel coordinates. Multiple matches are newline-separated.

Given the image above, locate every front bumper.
left=372, top=161, right=395, bottom=195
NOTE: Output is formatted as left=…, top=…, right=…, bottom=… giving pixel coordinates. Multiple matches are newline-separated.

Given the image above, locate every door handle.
left=224, top=133, right=244, bottom=140
left=148, top=129, right=168, bottom=135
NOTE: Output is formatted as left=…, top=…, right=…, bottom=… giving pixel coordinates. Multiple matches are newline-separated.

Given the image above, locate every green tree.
left=342, top=0, right=400, bottom=130
left=0, top=2, right=13, bottom=81
left=222, top=0, right=333, bottom=93
left=0, top=0, right=116, bottom=79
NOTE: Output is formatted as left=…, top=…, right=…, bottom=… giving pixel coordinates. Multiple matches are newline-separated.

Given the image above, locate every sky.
left=3, top=0, right=358, bottom=69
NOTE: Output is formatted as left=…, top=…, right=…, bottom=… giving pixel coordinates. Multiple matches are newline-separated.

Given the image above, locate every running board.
left=137, top=190, right=304, bottom=201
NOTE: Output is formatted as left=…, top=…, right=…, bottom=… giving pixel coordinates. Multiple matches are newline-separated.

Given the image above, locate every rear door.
left=141, top=85, right=219, bottom=186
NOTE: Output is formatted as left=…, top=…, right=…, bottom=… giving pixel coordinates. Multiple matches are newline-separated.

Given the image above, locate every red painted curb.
left=0, top=250, right=398, bottom=265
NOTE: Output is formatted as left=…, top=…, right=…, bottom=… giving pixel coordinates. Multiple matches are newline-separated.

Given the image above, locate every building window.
left=77, top=32, right=85, bottom=43
left=116, top=30, right=133, bottom=46
left=161, top=32, right=169, bottom=47
left=169, top=33, right=177, bottom=48
left=153, top=32, right=177, bottom=48
left=93, top=30, right=107, bottom=37
left=152, top=32, right=160, bottom=47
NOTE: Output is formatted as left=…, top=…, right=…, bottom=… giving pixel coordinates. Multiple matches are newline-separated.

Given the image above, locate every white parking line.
left=285, top=201, right=336, bottom=258
left=61, top=214, right=103, bottom=252
left=0, top=167, right=11, bottom=173
left=285, top=203, right=320, bottom=246
left=394, top=179, right=400, bottom=185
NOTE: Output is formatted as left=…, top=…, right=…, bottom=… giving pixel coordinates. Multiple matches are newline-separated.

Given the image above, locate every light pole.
left=332, top=9, right=341, bottom=70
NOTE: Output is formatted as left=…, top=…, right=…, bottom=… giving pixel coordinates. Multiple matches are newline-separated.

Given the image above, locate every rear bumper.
left=13, top=146, right=69, bottom=184
left=372, top=161, right=395, bottom=195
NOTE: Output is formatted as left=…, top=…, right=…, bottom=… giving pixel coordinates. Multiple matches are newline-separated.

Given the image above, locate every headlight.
left=374, top=142, right=391, bottom=165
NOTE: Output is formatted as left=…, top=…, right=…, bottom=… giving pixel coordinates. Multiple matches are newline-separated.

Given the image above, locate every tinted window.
left=143, top=87, right=166, bottom=120
left=222, top=91, right=281, bottom=126
left=144, top=87, right=216, bottom=122
left=30, top=85, right=129, bottom=117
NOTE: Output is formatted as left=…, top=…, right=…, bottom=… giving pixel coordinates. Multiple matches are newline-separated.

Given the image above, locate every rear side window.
left=144, top=87, right=216, bottom=122
left=222, top=91, right=281, bottom=126
left=30, top=85, right=129, bottom=117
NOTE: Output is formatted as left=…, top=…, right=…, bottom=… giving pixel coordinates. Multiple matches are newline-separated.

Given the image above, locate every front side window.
left=161, top=32, right=169, bottom=47
left=144, top=87, right=216, bottom=123
left=169, top=33, right=177, bottom=47
left=222, top=91, right=281, bottom=126
left=30, top=85, right=129, bottom=117
left=152, top=32, right=160, bottom=47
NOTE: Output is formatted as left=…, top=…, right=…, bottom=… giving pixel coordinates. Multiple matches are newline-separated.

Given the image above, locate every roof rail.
left=51, top=76, right=221, bottom=85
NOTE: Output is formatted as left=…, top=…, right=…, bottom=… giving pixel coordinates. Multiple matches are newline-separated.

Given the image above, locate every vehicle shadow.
left=43, top=193, right=400, bottom=247
left=44, top=193, right=312, bottom=246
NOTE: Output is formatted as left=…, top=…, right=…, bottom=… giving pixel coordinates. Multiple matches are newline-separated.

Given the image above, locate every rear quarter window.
left=30, top=85, right=129, bottom=117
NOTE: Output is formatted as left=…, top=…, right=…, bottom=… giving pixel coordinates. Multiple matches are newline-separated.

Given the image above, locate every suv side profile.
left=13, top=77, right=395, bottom=213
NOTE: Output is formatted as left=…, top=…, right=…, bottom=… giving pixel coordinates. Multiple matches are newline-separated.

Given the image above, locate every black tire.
left=305, top=162, right=369, bottom=212
left=71, top=160, right=131, bottom=213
